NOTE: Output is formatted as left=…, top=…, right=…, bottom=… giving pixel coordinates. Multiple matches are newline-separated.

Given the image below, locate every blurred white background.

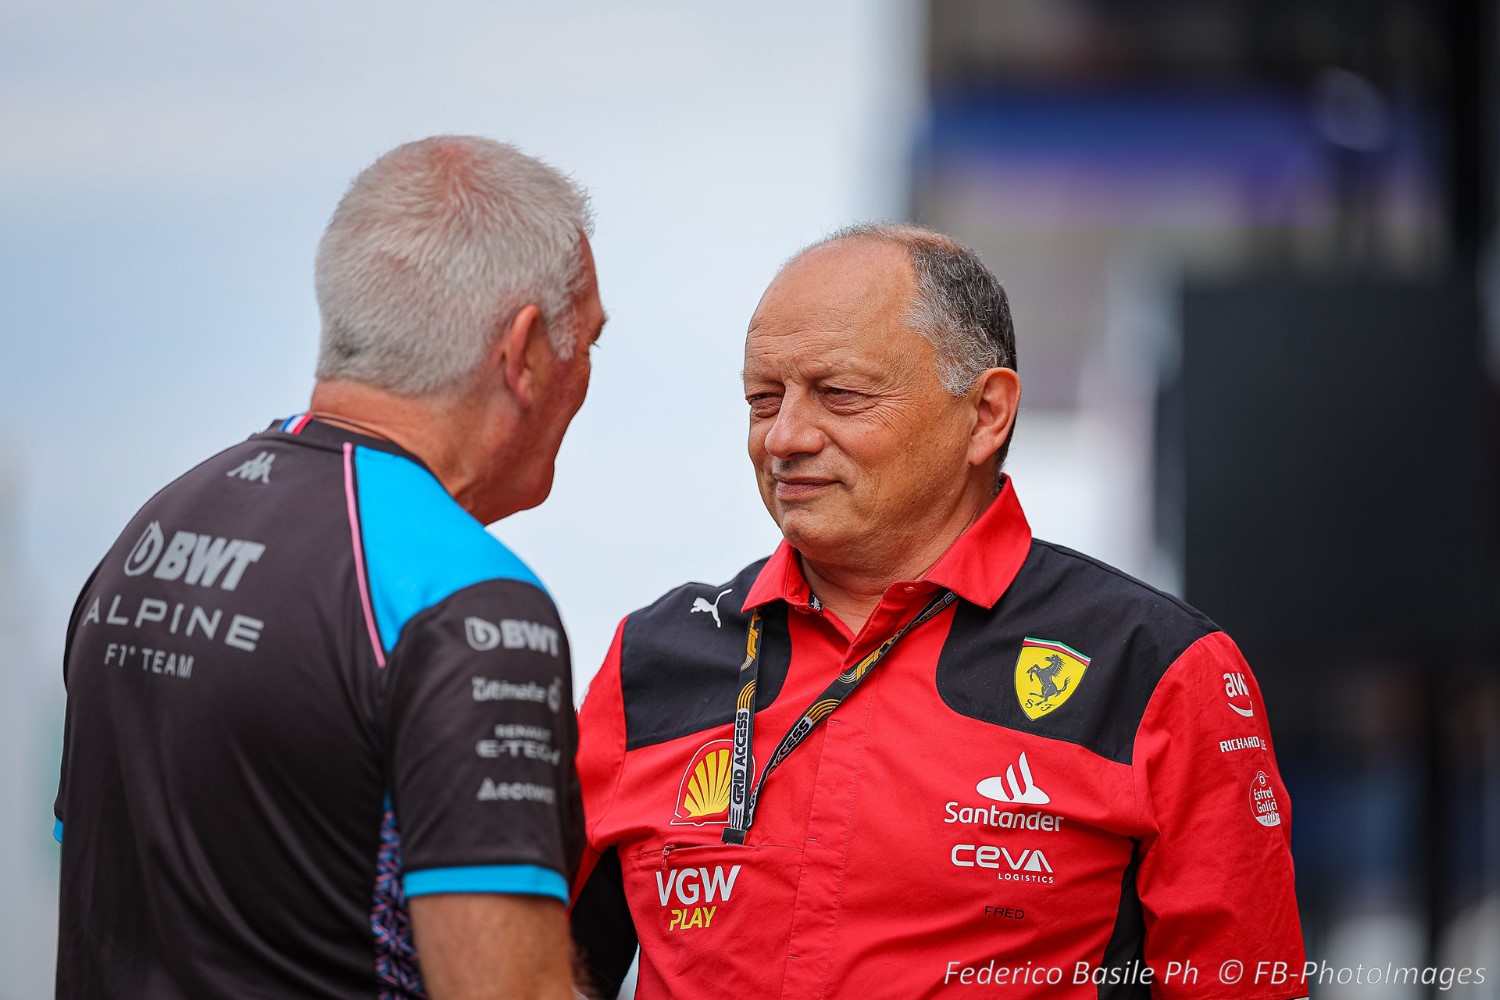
left=0, top=2, right=1203, bottom=994
left=0, top=3, right=926, bottom=994
left=10, top=2, right=1498, bottom=997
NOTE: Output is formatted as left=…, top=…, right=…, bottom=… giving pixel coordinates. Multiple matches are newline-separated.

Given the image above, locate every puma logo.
left=690, top=588, right=733, bottom=628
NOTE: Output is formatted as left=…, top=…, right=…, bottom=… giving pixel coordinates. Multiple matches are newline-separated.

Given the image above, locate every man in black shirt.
left=54, top=135, right=606, bottom=1000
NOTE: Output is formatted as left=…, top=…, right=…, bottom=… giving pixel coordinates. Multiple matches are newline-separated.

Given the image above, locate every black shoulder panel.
left=936, top=541, right=1217, bottom=764
left=621, top=559, right=791, bottom=751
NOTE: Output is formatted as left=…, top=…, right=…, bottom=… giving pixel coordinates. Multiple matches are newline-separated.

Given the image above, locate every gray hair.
left=802, top=223, right=1018, bottom=463
left=314, top=135, right=594, bottom=397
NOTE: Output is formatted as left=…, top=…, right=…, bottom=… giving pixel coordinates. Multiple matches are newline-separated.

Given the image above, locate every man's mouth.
left=772, top=475, right=835, bottom=501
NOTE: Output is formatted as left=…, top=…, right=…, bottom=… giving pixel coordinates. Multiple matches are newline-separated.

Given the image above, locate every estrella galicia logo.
left=123, top=521, right=165, bottom=576
left=466, top=616, right=502, bottom=651
left=1249, top=770, right=1282, bottom=827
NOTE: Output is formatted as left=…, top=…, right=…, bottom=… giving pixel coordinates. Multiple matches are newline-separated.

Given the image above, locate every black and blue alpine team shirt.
left=54, top=416, right=582, bottom=999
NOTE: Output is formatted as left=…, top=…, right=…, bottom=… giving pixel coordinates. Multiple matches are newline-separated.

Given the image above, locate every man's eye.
left=746, top=393, right=781, bottom=415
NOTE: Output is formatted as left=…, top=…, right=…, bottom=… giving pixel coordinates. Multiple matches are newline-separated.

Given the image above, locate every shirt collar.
left=741, top=476, right=1033, bottom=613
left=265, top=416, right=433, bottom=472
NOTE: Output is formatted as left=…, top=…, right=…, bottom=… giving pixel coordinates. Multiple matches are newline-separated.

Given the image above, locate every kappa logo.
left=672, top=739, right=754, bottom=826
left=122, top=521, right=266, bottom=591
left=226, top=451, right=275, bottom=484
left=1224, top=671, right=1256, bottom=718
left=690, top=588, right=733, bottom=628
left=1014, top=637, right=1090, bottom=720
left=975, top=752, right=1050, bottom=805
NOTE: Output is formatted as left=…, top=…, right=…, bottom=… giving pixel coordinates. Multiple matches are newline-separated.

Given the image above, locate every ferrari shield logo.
left=1014, top=637, right=1091, bottom=720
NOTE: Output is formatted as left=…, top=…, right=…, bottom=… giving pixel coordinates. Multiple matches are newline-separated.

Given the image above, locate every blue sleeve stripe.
left=403, top=864, right=568, bottom=903
left=53, top=819, right=63, bottom=844
left=354, top=447, right=549, bottom=653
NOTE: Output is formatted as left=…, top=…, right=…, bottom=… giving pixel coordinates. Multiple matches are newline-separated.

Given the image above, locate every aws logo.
left=672, top=739, right=755, bottom=827
left=1224, top=671, right=1256, bottom=718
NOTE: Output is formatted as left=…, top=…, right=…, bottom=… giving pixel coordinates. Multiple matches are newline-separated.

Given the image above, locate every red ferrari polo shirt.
left=572, top=479, right=1305, bottom=999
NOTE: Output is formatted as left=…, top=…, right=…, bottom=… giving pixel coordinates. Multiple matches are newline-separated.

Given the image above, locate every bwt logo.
left=123, top=522, right=266, bottom=592
left=465, top=616, right=560, bottom=657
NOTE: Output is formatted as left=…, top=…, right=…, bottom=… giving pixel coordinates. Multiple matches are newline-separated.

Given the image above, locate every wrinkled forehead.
left=747, top=240, right=915, bottom=342
left=743, top=247, right=938, bottom=386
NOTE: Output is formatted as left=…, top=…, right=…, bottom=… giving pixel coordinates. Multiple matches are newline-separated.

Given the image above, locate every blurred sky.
left=0, top=4, right=1191, bottom=994
left=0, top=0, right=927, bottom=683
left=0, top=3, right=931, bottom=993
left=11, top=4, right=1493, bottom=997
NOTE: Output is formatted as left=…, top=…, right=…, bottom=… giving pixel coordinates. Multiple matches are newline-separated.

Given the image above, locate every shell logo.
left=671, top=739, right=753, bottom=826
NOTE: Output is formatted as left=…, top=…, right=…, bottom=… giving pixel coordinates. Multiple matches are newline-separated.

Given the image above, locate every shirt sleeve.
left=570, top=620, right=639, bottom=998
left=1132, top=630, right=1307, bottom=999
left=54, top=561, right=103, bottom=845
left=382, top=578, right=582, bottom=904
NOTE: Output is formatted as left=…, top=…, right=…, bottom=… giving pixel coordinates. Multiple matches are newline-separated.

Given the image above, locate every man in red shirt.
left=571, top=225, right=1305, bottom=998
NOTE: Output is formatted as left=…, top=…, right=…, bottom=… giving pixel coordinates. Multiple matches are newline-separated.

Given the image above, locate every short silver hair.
left=314, top=136, right=594, bottom=397
left=810, top=223, right=1015, bottom=393
left=797, top=223, right=1019, bottom=466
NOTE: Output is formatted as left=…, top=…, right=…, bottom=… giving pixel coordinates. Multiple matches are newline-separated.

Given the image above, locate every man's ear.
left=490, top=304, right=546, bottom=407
left=968, top=367, right=1022, bottom=469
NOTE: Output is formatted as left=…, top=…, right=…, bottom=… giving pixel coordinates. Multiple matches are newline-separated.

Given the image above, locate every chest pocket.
left=628, top=840, right=804, bottom=987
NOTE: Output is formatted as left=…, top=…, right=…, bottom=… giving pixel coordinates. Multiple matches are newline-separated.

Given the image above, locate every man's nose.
left=763, top=392, right=824, bottom=459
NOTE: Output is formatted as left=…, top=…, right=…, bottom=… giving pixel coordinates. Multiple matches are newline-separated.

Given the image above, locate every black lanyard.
left=722, top=589, right=957, bottom=845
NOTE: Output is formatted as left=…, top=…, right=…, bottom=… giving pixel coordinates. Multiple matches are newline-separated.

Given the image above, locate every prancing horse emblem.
left=1014, top=637, right=1091, bottom=721
left=691, top=588, right=733, bottom=628
left=1028, top=654, right=1070, bottom=702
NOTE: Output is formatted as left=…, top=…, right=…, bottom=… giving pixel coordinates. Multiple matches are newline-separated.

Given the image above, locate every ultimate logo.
left=1014, top=637, right=1090, bottom=720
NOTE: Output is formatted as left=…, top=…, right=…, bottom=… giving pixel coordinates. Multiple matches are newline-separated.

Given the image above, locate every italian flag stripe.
left=1022, top=636, right=1091, bottom=665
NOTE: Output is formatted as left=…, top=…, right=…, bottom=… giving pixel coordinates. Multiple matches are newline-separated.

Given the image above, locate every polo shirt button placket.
left=778, top=654, right=877, bottom=1000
